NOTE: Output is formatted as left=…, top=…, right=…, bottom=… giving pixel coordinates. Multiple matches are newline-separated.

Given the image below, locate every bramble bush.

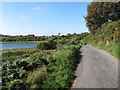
left=2, top=44, right=81, bottom=89
left=41, top=45, right=80, bottom=88
left=2, top=33, right=84, bottom=89
left=36, top=40, right=56, bottom=50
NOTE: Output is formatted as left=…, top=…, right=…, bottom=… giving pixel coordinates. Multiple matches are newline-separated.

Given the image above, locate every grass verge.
left=89, top=43, right=120, bottom=59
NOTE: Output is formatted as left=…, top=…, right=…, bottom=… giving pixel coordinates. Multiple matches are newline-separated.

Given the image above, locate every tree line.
left=0, top=33, right=89, bottom=42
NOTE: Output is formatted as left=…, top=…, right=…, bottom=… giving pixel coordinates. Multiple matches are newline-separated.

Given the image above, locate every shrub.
left=36, top=41, right=49, bottom=50
left=47, top=40, right=57, bottom=49
left=41, top=45, right=80, bottom=88
left=7, top=79, right=26, bottom=89
left=36, top=40, right=56, bottom=50
left=57, top=38, right=67, bottom=45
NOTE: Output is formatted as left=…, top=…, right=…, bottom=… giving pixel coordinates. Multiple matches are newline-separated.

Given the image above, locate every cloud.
left=32, top=6, right=46, bottom=12
left=19, top=15, right=31, bottom=19
left=32, top=6, right=41, bottom=11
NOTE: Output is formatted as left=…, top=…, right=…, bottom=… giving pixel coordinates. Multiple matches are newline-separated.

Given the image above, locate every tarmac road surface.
left=72, top=45, right=118, bottom=88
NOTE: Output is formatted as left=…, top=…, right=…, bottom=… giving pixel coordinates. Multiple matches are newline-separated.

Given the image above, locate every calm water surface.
left=0, top=43, right=38, bottom=50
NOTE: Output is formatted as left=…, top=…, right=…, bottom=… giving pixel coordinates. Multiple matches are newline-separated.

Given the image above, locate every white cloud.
left=32, top=6, right=46, bottom=12
left=19, top=15, right=31, bottom=19
left=32, top=6, right=41, bottom=11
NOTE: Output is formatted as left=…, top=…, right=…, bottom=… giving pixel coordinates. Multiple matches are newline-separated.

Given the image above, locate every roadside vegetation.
left=1, top=1, right=119, bottom=89
left=83, top=20, right=120, bottom=59
left=84, top=2, right=120, bottom=59
left=2, top=33, right=88, bottom=89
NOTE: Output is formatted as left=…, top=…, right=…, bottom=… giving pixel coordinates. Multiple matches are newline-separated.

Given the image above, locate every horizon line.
left=0, top=32, right=89, bottom=36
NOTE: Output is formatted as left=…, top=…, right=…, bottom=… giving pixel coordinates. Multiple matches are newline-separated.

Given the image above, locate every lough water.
left=0, top=43, right=38, bottom=50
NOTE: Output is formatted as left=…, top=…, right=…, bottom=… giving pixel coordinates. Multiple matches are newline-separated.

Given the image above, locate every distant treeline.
left=0, top=33, right=89, bottom=42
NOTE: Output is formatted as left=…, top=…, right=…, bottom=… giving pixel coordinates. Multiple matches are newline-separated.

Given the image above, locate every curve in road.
left=72, top=45, right=118, bottom=88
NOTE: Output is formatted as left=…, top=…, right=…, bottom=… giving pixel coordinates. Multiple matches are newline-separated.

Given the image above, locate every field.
left=1, top=33, right=87, bottom=89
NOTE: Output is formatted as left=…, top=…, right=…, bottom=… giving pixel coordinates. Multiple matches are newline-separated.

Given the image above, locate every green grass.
left=89, top=43, right=120, bottom=59
left=1, top=47, right=36, bottom=54
left=1, top=47, right=39, bottom=63
left=41, top=45, right=80, bottom=88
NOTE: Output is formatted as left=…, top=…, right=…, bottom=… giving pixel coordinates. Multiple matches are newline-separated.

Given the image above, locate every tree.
left=27, top=34, right=35, bottom=37
left=85, top=2, right=120, bottom=33
left=58, top=33, right=61, bottom=36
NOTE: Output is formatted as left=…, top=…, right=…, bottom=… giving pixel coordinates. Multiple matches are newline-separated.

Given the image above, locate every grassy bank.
left=84, top=20, right=119, bottom=59
left=0, top=47, right=36, bottom=54
left=89, top=43, right=120, bottom=59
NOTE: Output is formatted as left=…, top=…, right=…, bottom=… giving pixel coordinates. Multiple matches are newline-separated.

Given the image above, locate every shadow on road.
left=77, top=51, right=83, bottom=64
left=74, top=50, right=83, bottom=78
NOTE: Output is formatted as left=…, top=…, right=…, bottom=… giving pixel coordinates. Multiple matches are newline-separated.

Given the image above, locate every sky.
left=1, top=2, right=91, bottom=36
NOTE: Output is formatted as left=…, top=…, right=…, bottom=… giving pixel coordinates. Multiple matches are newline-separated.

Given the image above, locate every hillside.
left=84, top=20, right=120, bottom=59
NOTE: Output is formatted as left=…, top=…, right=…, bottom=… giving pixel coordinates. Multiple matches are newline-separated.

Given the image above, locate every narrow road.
left=72, top=45, right=118, bottom=88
